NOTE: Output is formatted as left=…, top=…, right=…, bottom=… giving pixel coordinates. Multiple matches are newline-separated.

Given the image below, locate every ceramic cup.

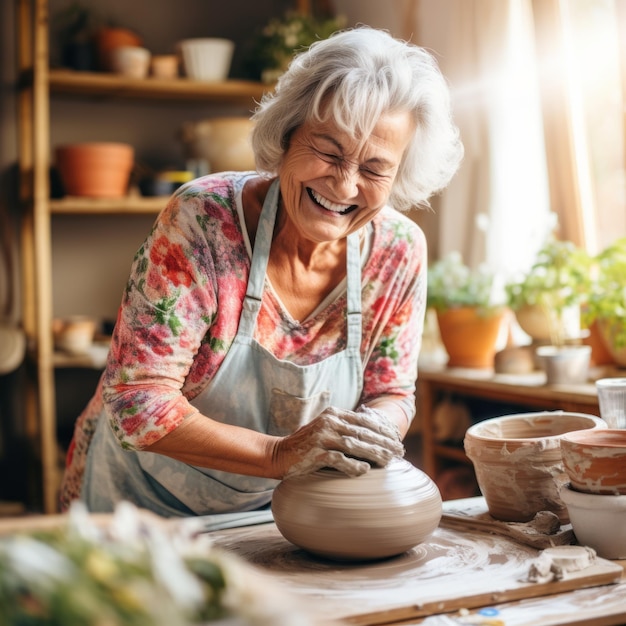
left=535, top=345, right=591, bottom=385
left=110, top=46, right=151, bottom=79
left=595, top=378, right=626, bottom=429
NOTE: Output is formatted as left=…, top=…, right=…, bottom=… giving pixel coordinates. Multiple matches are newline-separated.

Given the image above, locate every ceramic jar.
left=271, top=458, right=442, bottom=561
left=464, top=411, right=606, bottom=523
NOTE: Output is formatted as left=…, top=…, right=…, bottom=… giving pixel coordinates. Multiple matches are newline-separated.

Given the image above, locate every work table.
left=1, top=497, right=624, bottom=625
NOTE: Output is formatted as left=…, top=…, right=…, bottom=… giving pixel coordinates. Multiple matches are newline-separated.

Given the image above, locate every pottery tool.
left=440, top=508, right=575, bottom=549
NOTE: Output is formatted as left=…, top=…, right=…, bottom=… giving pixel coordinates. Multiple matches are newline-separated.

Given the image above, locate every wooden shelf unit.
left=417, top=366, right=602, bottom=479
left=16, top=0, right=267, bottom=513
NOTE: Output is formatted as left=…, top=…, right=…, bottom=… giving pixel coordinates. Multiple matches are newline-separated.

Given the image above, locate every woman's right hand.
left=273, top=405, right=405, bottom=479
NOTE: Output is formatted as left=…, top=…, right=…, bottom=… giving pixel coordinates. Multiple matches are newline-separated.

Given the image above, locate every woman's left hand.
left=274, top=405, right=405, bottom=479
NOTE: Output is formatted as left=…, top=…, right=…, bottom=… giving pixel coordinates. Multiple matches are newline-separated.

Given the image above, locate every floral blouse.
left=60, top=171, right=427, bottom=510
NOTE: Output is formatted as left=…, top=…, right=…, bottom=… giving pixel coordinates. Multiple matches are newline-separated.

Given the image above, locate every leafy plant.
left=242, top=11, right=347, bottom=83
left=583, top=236, right=626, bottom=349
left=504, top=238, right=592, bottom=346
left=427, top=251, right=503, bottom=315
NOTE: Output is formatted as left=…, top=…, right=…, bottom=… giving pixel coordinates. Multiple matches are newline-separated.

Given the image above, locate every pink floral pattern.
left=60, top=172, right=427, bottom=510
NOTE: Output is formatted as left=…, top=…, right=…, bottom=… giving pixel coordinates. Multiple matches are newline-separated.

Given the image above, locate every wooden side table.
left=416, top=366, right=600, bottom=478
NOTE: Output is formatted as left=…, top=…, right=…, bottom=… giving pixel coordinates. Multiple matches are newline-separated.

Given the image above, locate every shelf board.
left=50, top=195, right=168, bottom=215
left=44, top=69, right=269, bottom=104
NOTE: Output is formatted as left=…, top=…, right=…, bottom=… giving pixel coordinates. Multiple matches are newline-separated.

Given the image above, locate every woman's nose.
left=331, top=163, right=360, bottom=197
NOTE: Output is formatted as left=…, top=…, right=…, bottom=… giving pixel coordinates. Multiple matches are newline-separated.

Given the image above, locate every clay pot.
left=464, top=411, right=607, bottom=523
left=561, top=429, right=626, bottom=495
left=560, top=484, right=626, bottom=559
left=180, top=117, right=255, bottom=173
left=56, top=143, right=134, bottom=198
left=52, top=316, right=98, bottom=355
left=583, top=320, right=615, bottom=366
left=271, top=458, right=442, bottom=561
left=597, top=318, right=626, bottom=367
left=436, top=307, right=506, bottom=368
left=178, top=38, right=234, bottom=81
left=535, top=345, right=591, bottom=385
left=94, top=27, right=143, bottom=72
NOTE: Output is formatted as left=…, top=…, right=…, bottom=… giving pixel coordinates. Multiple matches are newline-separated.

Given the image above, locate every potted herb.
left=583, top=237, right=626, bottom=366
left=427, top=251, right=507, bottom=368
left=504, top=239, right=592, bottom=347
left=505, top=239, right=593, bottom=383
left=242, top=10, right=347, bottom=83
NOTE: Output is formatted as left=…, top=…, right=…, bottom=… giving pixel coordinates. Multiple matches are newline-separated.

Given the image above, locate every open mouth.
left=307, top=188, right=358, bottom=216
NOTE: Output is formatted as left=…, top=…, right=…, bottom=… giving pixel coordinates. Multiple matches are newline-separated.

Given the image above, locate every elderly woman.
left=60, top=26, right=463, bottom=516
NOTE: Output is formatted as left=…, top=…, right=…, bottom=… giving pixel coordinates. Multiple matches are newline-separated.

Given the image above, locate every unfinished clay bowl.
left=561, top=429, right=626, bottom=495
left=271, top=458, right=442, bottom=561
left=464, top=411, right=606, bottom=523
left=560, top=484, right=626, bottom=559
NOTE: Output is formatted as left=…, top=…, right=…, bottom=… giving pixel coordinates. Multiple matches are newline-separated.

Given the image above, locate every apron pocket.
left=267, top=388, right=331, bottom=436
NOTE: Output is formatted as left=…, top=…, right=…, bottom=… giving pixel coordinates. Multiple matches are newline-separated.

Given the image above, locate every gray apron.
left=81, top=179, right=364, bottom=517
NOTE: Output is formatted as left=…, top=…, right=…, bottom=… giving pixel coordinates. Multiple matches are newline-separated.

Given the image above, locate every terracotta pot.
left=56, top=143, right=134, bottom=198
left=514, top=304, right=552, bottom=342
left=597, top=318, right=626, bottom=367
left=561, top=429, right=626, bottom=495
left=583, top=320, right=615, bottom=366
left=436, top=307, right=506, bottom=368
left=94, top=27, right=143, bottom=71
left=271, top=458, right=442, bottom=561
left=464, top=411, right=606, bottom=523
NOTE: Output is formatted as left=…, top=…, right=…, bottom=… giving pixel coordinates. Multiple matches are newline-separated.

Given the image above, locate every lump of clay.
left=271, top=458, right=442, bottom=561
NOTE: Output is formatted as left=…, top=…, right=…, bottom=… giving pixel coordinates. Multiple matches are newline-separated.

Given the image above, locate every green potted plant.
left=583, top=236, right=626, bottom=366
left=504, top=238, right=592, bottom=347
left=242, top=10, right=347, bottom=83
left=504, top=239, right=593, bottom=383
left=427, top=251, right=507, bottom=368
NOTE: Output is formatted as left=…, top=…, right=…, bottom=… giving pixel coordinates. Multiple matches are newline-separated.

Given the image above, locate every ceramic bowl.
left=178, top=38, right=234, bottom=81
left=561, top=429, right=626, bottom=495
left=560, top=484, right=626, bottom=559
left=271, top=458, right=442, bottom=561
left=179, top=117, right=255, bottom=172
left=464, top=411, right=607, bottom=523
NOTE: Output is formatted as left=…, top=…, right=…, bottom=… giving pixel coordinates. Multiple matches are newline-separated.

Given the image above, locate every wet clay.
left=271, top=458, right=442, bottom=561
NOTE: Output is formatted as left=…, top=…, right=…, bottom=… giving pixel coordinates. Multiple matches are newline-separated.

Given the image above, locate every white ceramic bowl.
left=560, top=484, right=626, bottom=559
left=272, top=458, right=442, bottom=561
left=178, top=38, right=234, bottom=81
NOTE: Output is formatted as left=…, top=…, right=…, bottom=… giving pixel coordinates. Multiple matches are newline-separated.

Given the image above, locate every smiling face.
left=277, top=110, right=415, bottom=244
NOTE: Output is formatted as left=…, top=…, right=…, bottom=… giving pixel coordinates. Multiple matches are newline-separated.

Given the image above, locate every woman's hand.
left=274, top=405, right=405, bottom=479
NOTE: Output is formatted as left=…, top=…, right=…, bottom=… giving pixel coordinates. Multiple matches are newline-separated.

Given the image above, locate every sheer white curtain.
left=414, top=0, right=551, bottom=279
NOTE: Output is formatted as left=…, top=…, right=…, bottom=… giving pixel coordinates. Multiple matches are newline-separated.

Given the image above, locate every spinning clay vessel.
left=271, top=458, right=442, bottom=561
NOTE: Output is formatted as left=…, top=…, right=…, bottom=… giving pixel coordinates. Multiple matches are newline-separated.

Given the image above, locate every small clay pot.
left=464, top=411, right=606, bottom=523
left=435, top=307, right=506, bottom=369
left=561, top=429, right=626, bottom=495
left=271, top=458, right=442, bottom=561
